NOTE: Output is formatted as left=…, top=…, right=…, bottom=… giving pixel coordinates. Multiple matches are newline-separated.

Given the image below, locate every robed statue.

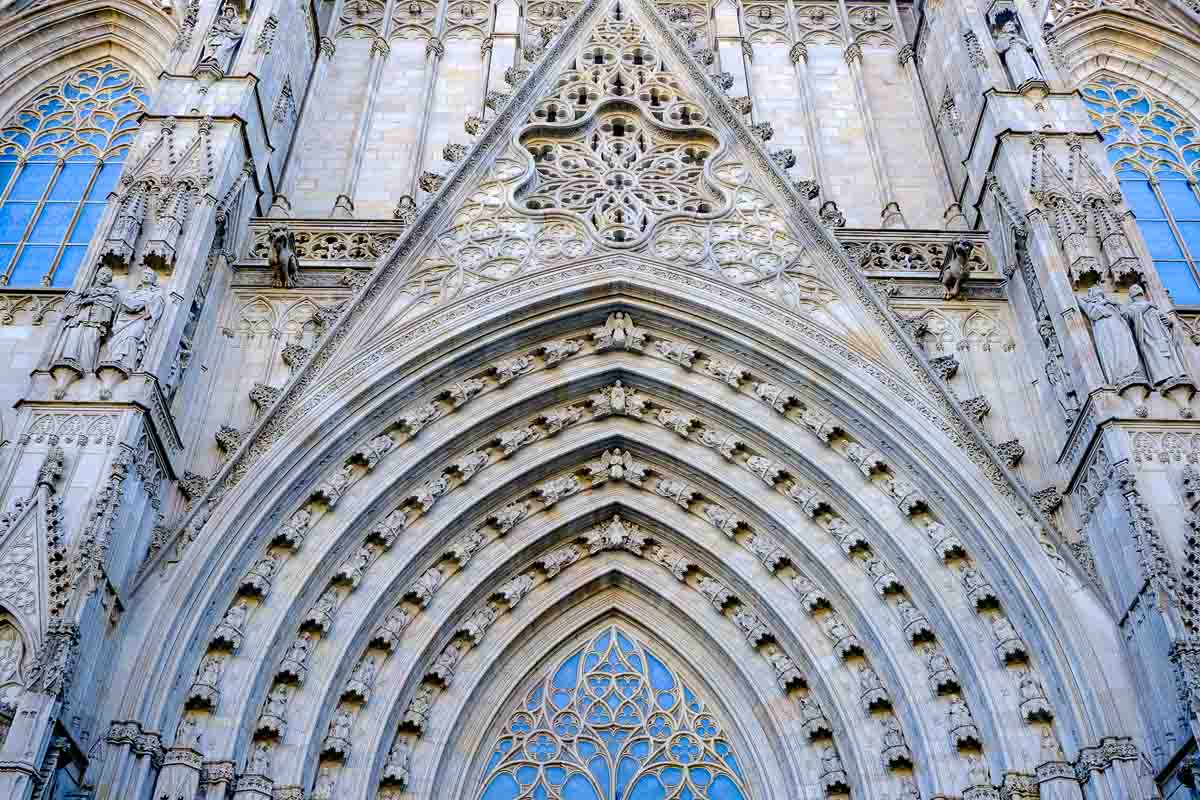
left=1122, top=284, right=1189, bottom=386
left=993, top=19, right=1042, bottom=87
left=199, top=0, right=245, bottom=73
left=50, top=266, right=120, bottom=374
left=1079, top=285, right=1144, bottom=385
left=104, top=267, right=164, bottom=373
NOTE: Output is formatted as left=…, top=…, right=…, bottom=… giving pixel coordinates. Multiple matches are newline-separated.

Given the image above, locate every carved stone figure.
left=247, top=739, right=272, bottom=775
left=310, top=764, right=338, bottom=800
left=1080, top=285, right=1144, bottom=385
left=103, top=268, right=163, bottom=373
left=1122, top=284, right=1190, bottom=387
left=993, top=19, right=1041, bottom=86
left=199, top=0, right=246, bottom=73
left=268, top=225, right=300, bottom=288
left=938, top=239, right=971, bottom=299
left=50, top=266, right=120, bottom=375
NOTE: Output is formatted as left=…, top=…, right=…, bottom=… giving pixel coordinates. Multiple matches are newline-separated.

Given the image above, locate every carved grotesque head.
left=269, top=225, right=291, bottom=250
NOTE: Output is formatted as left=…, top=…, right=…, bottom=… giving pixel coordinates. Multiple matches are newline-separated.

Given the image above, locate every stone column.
left=836, top=0, right=904, bottom=228
left=333, top=0, right=399, bottom=218
left=409, top=35, right=448, bottom=197
left=714, top=0, right=752, bottom=101
left=199, top=761, right=236, bottom=800
left=785, top=0, right=828, bottom=200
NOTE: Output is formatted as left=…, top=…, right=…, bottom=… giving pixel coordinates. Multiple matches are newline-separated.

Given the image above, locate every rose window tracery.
left=476, top=625, right=750, bottom=800
left=519, top=107, right=723, bottom=246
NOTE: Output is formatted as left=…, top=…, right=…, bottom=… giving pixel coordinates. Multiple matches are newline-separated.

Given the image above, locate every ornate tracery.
left=1083, top=76, right=1200, bottom=303
left=0, top=61, right=149, bottom=287
left=476, top=625, right=750, bottom=800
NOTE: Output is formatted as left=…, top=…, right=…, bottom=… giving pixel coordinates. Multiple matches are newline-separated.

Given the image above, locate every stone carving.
left=654, top=477, right=697, bottom=507
left=746, top=534, right=785, bottom=571
left=1015, top=668, right=1053, bottom=721
left=798, top=693, right=832, bottom=739
left=541, top=338, right=582, bottom=365
left=187, top=653, right=224, bottom=709
left=947, top=697, right=981, bottom=749
left=648, top=544, right=691, bottom=580
left=585, top=449, right=648, bottom=486
left=786, top=573, right=829, bottom=612
left=655, top=339, right=697, bottom=367
left=958, top=562, right=998, bottom=609
left=730, top=606, right=771, bottom=645
left=496, top=573, right=536, bottom=606
left=764, top=644, right=804, bottom=690
left=491, top=502, right=530, bottom=533
left=211, top=599, right=250, bottom=649
left=992, top=18, right=1041, bottom=87
left=656, top=409, right=695, bottom=437
left=697, top=576, right=733, bottom=609
left=746, top=456, right=783, bottom=485
left=49, top=266, right=120, bottom=385
left=590, top=381, right=646, bottom=418
left=856, top=664, right=890, bottom=711
left=1080, top=286, right=1145, bottom=387
left=1123, top=284, right=1191, bottom=388
left=541, top=405, right=584, bottom=434
left=539, top=545, right=582, bottom=579
left=880, top=715, right=912, bottom=768
left=382, top=738, right=411, bottom=787
left=323, top=706, right=355, bottom=757
left=403, top=403, right=447, bottom=435
left=460, top=604, right=501, bottom=643
left=919, top=642, right=960, bottom=694
left=938, top=239, right=972, bottom=299
left=819, top=612, right=863, bottom=659
left=862, top=554, right=900, bottom=594
left=586, top=515, right=647, bottom=556
left=101, top=267, right=163, bottom=376
left=371, top=607, right=411, bottom=652
left=916, top=516, right=965, bottom=560
left=246, top=739, right=272, bottom=776
left=537, top=475, right=581, bottom=505
left=702, top=358, right=747, bottom=387
left=753, top=382, right=795, bottom=413
left=893, top=596, right=932, bottom=642
left=409, top=568, right=445, bottom=608
left=268, top=226, right=300, bottom=288
left=494, top=355, right=535, bottom=384
left=990, top=613, right=1028, bottom=663
left=703, top=504, right=742, bottom=537
left=342, top=654, right=378, bottom=702
left=304, top=588, right=340, bottom=634
left=592, top=312, right=646, bottom=351
left=335, top=545, right=375, bottom=588
left=428, top=640, right=465, bottom=685
left=315, top=463, right=357, bottom=508
left=258, top=683, right=290, bottom=735
left=699, top=428, right=742, bottom=460
left=279, top=632, right=315, bottom=681
left=498, top=426, right=542, bottom=456
left=310, top=765, right=338, bottom=799
left=819, top=745, right=849, bottom=793
left=414, top=474, right=451, bottom=512
left=199, top=0, right=245, bottom=73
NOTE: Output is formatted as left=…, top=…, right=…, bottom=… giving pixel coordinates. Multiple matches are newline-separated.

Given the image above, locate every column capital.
left=897, top=43, right=914, bottom=66
left=789, top=41, right=808, bottom=63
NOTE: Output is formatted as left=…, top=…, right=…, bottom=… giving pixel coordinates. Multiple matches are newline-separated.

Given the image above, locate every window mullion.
left=46, top=161, right=103, bottom=285
left=4, top=159, right=63, bottom=285
left=1148, top=178, right=1197, bottom=274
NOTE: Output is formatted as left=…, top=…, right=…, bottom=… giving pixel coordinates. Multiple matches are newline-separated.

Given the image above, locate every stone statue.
left=196, top=654, right=223, bottom=687
left=175, top=714, right=202, bottom=749
left=938, top=239, right=971, bottom=299
left=247, top=740, right=272, bottom=775
left=311, top=765, right=338, bottom=800
left=103, top=267, right=163, bottom=372
left=265, top=683, right=289, bottom=717
left=328, top=707, right=353, bottom=740
left=0, top=626, right=22, bottom=688
left=1082, top=285, right=1149, bottom=385
left=1122, top=284, right=1189, bottom=387
left=268, top=225, right=300, bottom=288
left=50, top=266, right=120, bottom=374
left=199, top=0, right=245, bottom=73
left=993, top=19, right=1041, bottom=86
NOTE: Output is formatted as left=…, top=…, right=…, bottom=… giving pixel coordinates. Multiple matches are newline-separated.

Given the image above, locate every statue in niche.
left=0, top=624, right=24, bottom=700
left=1079, top=285, right=1145, bottom=385
left=199, top=0, right=246, bottom=73
left=992, top=18, right=1041, bottom=87
left=104, top=268, right=164, bottom=373
left=50, top=266, right=120, bottom=375
left=1123, top=284, right=1190, bottom=387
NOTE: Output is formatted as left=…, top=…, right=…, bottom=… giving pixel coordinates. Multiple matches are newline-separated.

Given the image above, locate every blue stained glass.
left=8, top=164, right=54, bottom=201
left=1156, top=261, right=1200, bottom=304
left=1176, top=221, right=1200, bottom=256
left=0, top=203, right=35, bottom=239
left=1160, top=181, right=1200, bottom=219
left=47, top=163, right=95, bottom=200
left=10, top=245, right=55, bottom=284
left=0, top=61, right=148, bottom=285
left=70, top=204, right=105, bottom=242
left=0, top=244, right=14, bottom=271
left=1139, top=220, right=1184, bottom=258
left=54, top=246, right=86, bottom=287
left=28, top=203, right=75, bottom=243
left=475, top=626, right=750, bottom=800
left=1119, top=179, right=1164, bottom=218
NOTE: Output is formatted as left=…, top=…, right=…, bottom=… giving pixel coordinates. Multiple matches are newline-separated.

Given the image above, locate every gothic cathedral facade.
left=0, top=0, right=1196, bottom=798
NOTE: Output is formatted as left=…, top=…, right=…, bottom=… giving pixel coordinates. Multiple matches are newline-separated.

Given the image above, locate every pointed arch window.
left=476, top=625, right=751, bottom=800
left=1083, top=77, right=1200, bottom=305
left=0, top=62, right=149, bottom=287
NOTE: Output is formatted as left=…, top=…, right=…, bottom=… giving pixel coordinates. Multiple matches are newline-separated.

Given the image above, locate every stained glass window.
left=0, top=62, right=149, bottom=287
left=1083, top=76, right=1200, bottom=304
left=477, top=625, right=751, bottom=800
